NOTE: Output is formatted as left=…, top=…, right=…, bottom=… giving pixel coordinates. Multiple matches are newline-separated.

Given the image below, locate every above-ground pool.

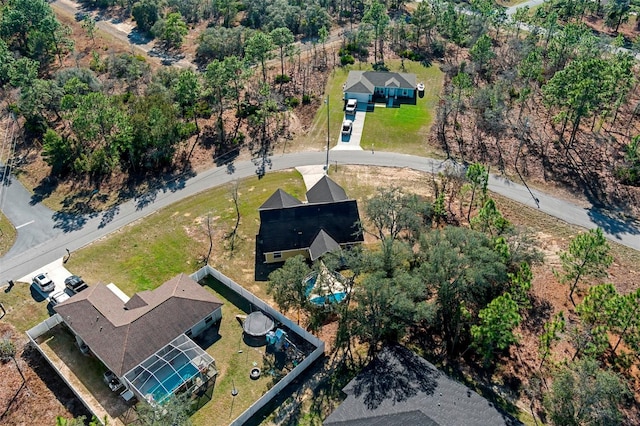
left=310, top=292, right=347, bottom=305
left=303, top=265, right=348, bottom=306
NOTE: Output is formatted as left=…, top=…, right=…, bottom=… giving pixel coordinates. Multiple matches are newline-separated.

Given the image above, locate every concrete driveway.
left=19, top=257, right=73, bottom=301
left=333, top=111, right=365, bottom=151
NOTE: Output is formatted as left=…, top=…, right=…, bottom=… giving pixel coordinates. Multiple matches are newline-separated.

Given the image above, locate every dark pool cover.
left=243, top=311, right=275, bottom=337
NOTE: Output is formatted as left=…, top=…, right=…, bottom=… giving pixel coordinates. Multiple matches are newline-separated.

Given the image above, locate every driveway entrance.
left=332, top=111, right=365, bottom=151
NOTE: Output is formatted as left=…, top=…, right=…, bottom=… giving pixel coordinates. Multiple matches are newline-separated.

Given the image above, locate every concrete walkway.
left=296, top=165, right=327, bottom=193
left=332, top=111, right=365, bottom=151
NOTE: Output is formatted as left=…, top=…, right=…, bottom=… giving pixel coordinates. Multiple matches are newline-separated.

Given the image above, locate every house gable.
left=256, top=177, right=363, bottom=268
left=344, top=71, right=417, bottom=96
left=55, top=274, right=223, bottom=377
left=306, top=175, right=348, bottom=203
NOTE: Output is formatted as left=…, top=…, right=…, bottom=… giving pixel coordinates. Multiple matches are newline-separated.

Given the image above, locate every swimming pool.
left=149, top=362, right=199, bottom=403
left=310, top=292, right=347, bottom=305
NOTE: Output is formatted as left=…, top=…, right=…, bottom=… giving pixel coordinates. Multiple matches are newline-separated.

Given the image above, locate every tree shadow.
left=522, top=295, right=553, bottom=335
left=98, top=204, right=120, bottom=229
left=586, top=207, right=640, bottom=241
left=20, top=344, right=93, bottom=420
left=30, top=176, right=59, bottom=205
left=127, top=166, right=196, bottom=211
left=250, top=141, right=272, bottom=179
left=350, top=345, right=438, bottom=410
left=127, top=28, right=152, bottom=46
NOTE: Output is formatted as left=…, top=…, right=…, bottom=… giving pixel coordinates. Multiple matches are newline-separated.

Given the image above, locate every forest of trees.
left=3, top=0, right=640, bottom=422
left=269, top=169, right=638, bottom=424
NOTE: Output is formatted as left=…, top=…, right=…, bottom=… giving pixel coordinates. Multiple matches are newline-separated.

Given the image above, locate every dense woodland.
left=2, top=0, right=640, bottom=423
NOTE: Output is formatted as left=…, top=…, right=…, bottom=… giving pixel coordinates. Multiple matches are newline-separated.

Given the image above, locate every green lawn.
left=65, top=170, right=306, bottom=299
left=295, top=59, right=444, bottom=157
left=360, top=61, right=443, bottom=156
left=0, top=282, right=50, bottom=332
left=191, top=277, right=274, bottom=426
left=0, top=211, right=16, bottom=257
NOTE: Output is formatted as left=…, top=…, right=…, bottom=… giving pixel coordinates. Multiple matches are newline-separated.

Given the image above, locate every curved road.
left=1, top=150, right=639, bottom=282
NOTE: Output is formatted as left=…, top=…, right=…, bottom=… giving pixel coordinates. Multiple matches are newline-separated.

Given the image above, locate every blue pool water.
left=150, top=363, right=199, bottom=403
left=304, top=275, right=316, bottom=296
left=310, top=292, right=347, bottom=305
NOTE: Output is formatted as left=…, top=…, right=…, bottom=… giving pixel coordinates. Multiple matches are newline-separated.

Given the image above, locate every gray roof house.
left=55, top=274, right=223, bottom=403
left=324, top=345, right=520, bottom=426
left=343, top=71, right=418, bottom=107
left=255, top=176, right=363, bottom=279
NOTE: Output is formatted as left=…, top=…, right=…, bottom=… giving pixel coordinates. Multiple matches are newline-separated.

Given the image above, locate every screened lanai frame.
left=122, top=334, right=216, bottom=405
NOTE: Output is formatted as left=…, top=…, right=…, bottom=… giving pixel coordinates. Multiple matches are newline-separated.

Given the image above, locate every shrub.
left=430, top=40, right=445, bottom=58
left=302, top=94, right=312, bottom=105
left=274, top=74, right=291, bottom=84
left=340, top=54, right=355, bottom=66
left=285, top=97, right=300, bottom=108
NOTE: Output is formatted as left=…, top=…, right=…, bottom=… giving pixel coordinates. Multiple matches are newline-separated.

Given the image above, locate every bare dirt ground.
left=0, top=323, right=91, bottom=425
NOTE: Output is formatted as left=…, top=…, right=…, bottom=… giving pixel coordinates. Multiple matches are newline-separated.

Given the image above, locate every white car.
left=345, top=99, right=357, bottom=114
left=33, top=273, right=55, bottom=293
left=342, top=120, right=353, bottom=135
left=50, top=291, right=71, bottom=306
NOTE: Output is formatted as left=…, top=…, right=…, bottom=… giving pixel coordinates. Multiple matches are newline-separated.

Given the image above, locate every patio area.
left=36, top=325, right=135, bottom=426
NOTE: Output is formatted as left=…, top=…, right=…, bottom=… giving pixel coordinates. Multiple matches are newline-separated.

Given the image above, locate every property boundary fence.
left=26, top=314, right=108, bottom=425
left=25, top=313, right=64, bottom=340
left=191, top=265, right=325, bottom=425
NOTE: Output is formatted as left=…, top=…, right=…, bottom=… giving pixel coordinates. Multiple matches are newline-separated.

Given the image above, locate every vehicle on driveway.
left=50, top=291, right=70, bottom=306
left=345, top=99, right=357, bottom=114
left=33, top=273, right=55, bottom=293
left=65, top=275, right=88, bottom=293
left=342, top=120, right=353, bottom=135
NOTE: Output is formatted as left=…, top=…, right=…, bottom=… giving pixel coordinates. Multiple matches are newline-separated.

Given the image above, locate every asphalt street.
left=2, top=151, right=639, bottom=283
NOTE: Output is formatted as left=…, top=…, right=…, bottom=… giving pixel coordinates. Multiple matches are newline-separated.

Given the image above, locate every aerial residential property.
left=255, top=175, right=364, bottom=279
left=53, top=274, right=221, bottom=403
left=1, top=0, right=639, bottom=423
left=343, top=71, right=418, bottom=108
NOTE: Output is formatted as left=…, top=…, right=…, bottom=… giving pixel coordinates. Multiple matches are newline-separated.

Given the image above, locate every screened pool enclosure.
left=123, top=334, right=217, bottom=405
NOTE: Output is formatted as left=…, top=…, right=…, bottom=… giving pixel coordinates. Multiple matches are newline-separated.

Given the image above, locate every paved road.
left=2, top=151, right=639, bottom=282
left=505, top=0, right=547, bottom=16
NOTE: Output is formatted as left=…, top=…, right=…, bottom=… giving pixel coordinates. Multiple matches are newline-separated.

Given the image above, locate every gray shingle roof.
left=260, top=188, right=303, bottom=210
left=306, top=176, right=348, bottom=203
left=324, top=345, right=520, bottom=426
left=344, top=71, right=417, bottom=94
left=309, top=230, right=341, bottom=261
left=55, top=274, right=223, bottom=377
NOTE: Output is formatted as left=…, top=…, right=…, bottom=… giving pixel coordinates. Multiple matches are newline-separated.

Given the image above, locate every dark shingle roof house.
left=344, top=71, right=417, bottom=95
left=324, top=345, right=520, bottom=426
left=255, top=176, right=363, bottom=276
left=54, top=273, right=223, bottom=377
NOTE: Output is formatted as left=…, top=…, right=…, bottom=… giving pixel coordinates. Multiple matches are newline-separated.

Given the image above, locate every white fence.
left=25, top=313, right=64, bottom=340
left=190, top=265, right=326, bottom=426
left=26, top=314, right=107, bottom=425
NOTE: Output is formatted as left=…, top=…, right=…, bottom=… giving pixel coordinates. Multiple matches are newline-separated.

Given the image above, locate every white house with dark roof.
left=344, top=71, right=418, bottom=108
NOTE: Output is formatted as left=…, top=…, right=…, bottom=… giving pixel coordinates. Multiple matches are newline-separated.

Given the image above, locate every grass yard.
left=65, top=170, right=306, bottom=299
left=296, top=59, right=444, bottom=157
left=360, top=61, right=444, bottom=156
left=191, top=276, right=275, bottom=426
left=21, top=166, right=640, bottom=426
left=0, top=282, right=50, bottom=332
left=0, top=210, right=16, bottom=257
